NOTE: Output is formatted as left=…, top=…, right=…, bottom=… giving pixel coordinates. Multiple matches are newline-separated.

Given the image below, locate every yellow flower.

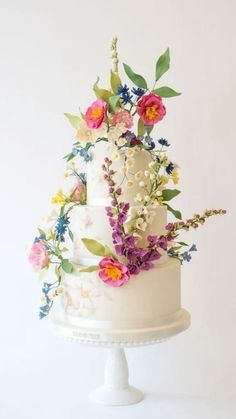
left=51, top=189, right=66, bottom=205
left=125, top=148, right=135, bottom=158
left=126, top=158, right=134, bottom=167
left=56, top=286, right=64, bottom=295
left=157, top=196, right=164, bottom=205
left=127, top=180, right=134, bottom=188
left=171, top=169, right=179, bottom=184
left=161, top=176, right=169, bottom=185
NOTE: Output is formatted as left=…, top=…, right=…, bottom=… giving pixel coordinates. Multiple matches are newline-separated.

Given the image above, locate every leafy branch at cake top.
left=64, top=39, right=181, bottom=163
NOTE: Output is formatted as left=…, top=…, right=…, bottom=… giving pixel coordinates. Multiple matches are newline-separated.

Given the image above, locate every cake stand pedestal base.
left=51, top=308, right=190, bottom=406
left=89, top=348, right=143, bottom=406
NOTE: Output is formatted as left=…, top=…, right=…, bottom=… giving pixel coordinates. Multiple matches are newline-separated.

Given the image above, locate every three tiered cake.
left=29, top=38, right=225, bottom=342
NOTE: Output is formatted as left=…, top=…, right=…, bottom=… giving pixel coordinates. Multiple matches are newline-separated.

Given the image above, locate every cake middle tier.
left=71, top=205, right=167, bottom=263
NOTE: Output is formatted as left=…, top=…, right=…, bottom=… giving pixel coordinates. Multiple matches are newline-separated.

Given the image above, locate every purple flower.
left=118, top=212, right=127, bottom=223
left=112, top=231, right=122, bottom=244
left=140, top=261, right=155, bottom=271
left=111, top=199, right=117, bottom=207
left=125, top=248, right=141, bottom=261
left=128, top=264, right=140, bottom=275
left=109, top=219, right=116, bottom=228
left=124, top=235, right=137, bottom=247
left=166, top=222, right=174, bottom=231
left=105, top=207, right=113, bottom=217
left=116, top=188, right=122, bottom=195
left=115, top=244, right=125, bottom=255
left=120, top=203, right=130, bottom=212
left=147, top=250, right=162, bottom=261
left=157, top=236, right=168, bottom=250
left=147, top=235, right=158, bottom=246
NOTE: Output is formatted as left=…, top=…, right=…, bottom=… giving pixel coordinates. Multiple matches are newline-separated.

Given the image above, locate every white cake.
left=53, top=142, right=190, bottom=342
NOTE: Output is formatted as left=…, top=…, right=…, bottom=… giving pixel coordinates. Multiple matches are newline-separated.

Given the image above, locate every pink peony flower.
left=111, top=110, right=133, bottom=129
left=85, top=99, right=108, bottom=129
left=137, top=93, right=166, bottom=125
left=29, top=242, right=49, bottom=271
left=71, top=181, right=85, bottom=202
left=98, top=257, right=130, bottom=287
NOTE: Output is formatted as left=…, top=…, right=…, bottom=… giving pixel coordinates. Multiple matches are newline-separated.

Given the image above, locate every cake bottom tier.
left=56, top=258, right=184, bottom=332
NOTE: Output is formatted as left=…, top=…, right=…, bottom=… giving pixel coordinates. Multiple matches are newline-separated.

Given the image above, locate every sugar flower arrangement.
left=29, top=38, right=226, bottom=318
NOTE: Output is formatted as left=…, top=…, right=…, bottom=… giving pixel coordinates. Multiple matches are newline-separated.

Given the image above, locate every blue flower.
left=117, top=84, right=133, bottom=105
left=166, top=162, right=175, bottom=175
left=131, top=87, right=145, bottom=97
left=189, top=244, right=197, bottom=252
left=181, top=251, right=192, bottom=262
left=55, top=215, right=70, bottom=241
left=145, top=137, right=156, bottom=150
left=158, top=138, right=170, bottom=147
left=78, top=172, right=87, bottom=184
left=167, top=248, right=175, bottom=256
left=79, top=148, right=92, bottom=162
left=72, top=147, right=79, bottom=156
left=42, top=283, right=51, bottom=294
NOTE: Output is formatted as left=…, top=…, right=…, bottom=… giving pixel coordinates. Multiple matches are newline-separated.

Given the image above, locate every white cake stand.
left=51, top=308, right=190, bottom=406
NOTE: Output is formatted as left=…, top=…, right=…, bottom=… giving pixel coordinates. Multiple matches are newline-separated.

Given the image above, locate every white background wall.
left=0, top=1, right=235, bottom=418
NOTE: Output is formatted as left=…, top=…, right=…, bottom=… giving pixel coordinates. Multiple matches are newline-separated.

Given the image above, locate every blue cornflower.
left=42, top=283, right=51, bottom=294
left=158, top=138, right=170, bottom=147
left=79, top=148, right=92, bottom=162
left=79, top=172, right=87, bottom=184
left=166, top=162, right=175, bottom=175
left=181, top=251, right=192, bottom=262
left=117, top=84, right=133, bottom=105
left=189, top=244, right=197, bottom=252
left=145, top=137, right=156, bottom=150
left=54, top=215, right=70, bottom=241
left=72, top=147, right=79, bottom=156
left=34, top=233, right=46, bottom=243
left=131, top=87, right=145, bottom=97
left=167, top=248, right=175, bottom=256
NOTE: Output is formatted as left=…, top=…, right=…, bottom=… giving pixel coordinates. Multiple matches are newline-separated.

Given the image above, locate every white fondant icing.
left=60, top=258, right=181, bottom=330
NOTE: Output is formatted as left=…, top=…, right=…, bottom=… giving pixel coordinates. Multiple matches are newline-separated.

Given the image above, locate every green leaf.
left=37, top=228, right=46, bottom=237
left=123, top=63, right=148, bottom=89
left=68, top=229, right=74, bottom=242
left=109, top=95, right=120, bottom=112
left=82, top=238, right=114, bottom=257
left=103, top=245, right=118, bottom=260
left=153, top=86, right=181, bottom=97
left=162, top=189, right=181, bottom=201
left=165, top=204, right=182, bottom=220
left=79, top=265, right=99, bottom=273
left=93, top=77, right=113, bottom=103
left=137, top=117, right=145, bottom=136
left=63, top=152, right=75, bottom=162
left=155, top=48, right=170, bottom=81
left=110, top=70, right=122, bottom=94
left=55, top=265, right=61, bottom=279
left=145, top=124, right=154, bottom=135
left=64, top=113, right=80, bottom=129
left=61, top=259, right=73, bottom=274
left=61, top=247, right=69, bottom=252
left=177, top=242, right=188, bottom=246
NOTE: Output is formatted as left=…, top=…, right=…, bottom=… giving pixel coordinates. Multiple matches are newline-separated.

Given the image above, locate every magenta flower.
left=98, top=257, right=130, bottom=287
left=29, top=242, right=49, bottom=271
left=137, top=93, right=166, bottom=125
left=85, top=99, right=107, bottom=128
